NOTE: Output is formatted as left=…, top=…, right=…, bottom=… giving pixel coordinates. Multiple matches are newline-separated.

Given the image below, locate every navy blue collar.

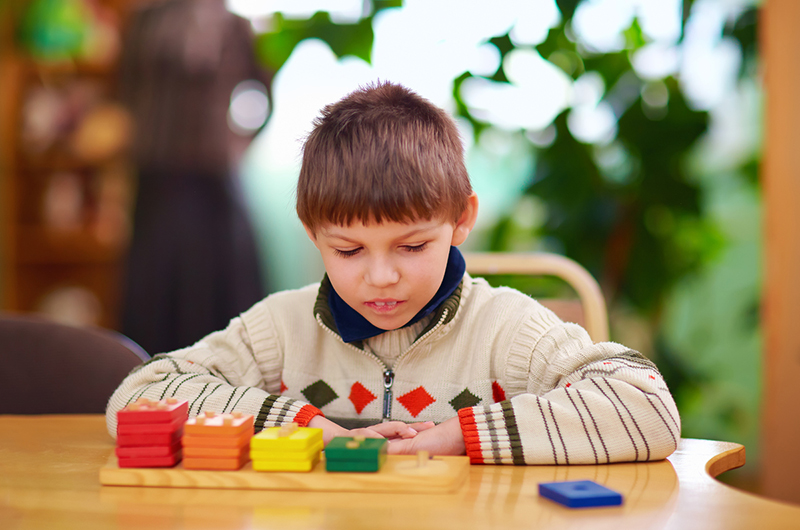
left=328, top=246, right=466, bottom=343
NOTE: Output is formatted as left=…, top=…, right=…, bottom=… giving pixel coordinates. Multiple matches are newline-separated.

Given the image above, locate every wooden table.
left=2, top=415, right=799, bottom=530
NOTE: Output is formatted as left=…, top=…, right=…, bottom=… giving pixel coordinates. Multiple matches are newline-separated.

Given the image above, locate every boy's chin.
left=360, top=312, right=412, bottom=332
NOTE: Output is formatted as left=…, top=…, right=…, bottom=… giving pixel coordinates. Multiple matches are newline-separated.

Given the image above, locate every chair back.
left=463, top=252, right=609, bottom=343
left=0, top=313, right=149, bottom=414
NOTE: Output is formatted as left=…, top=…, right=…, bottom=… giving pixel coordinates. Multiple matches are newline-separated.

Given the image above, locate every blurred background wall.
left=3, top=0, right=797, bottom=504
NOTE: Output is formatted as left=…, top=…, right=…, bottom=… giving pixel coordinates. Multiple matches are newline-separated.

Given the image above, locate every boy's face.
left=306, top=196, right=478, bottom=331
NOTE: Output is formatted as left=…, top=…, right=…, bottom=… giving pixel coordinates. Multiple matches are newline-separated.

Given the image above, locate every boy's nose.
left=364, top=258, right=400, bottom=287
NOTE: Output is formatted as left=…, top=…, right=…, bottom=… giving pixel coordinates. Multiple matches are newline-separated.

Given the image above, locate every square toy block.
left=117, top=450, right=182, bottom=468
left=116, top=441, right=182, bottom=459
left=184, top=445, right=250, bottom=459
left=250, top=440, right=324, bottom=462
left=538, top=480, right=623, bottom=508
left=250, top=425, right=323, bottom=452
left=252, top=452, right=320, bottom=472
left=117, top=428, right=184, bottom=448
left=182, top=429, right=252, bottom=449
left=184, top=411, right=254, bottom=437
left=325, top=437, right=387, bottom=472
left=183, top=452, right=250, bottom=471
left=117, top=398, right=188, bottom=425
left=117, top=415, right=185, bottom=435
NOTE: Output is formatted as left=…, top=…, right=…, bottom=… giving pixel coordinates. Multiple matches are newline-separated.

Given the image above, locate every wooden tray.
left=99, top=453, right=470, bottom=494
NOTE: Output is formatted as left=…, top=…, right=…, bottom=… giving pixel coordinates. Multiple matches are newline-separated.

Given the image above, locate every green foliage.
left=255, top=12, right=374, bottom=72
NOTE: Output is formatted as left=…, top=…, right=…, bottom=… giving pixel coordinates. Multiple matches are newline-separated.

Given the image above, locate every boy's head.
left=297, top=81, right=472, bottom=234
left=297, top=82, right=479, bottom=332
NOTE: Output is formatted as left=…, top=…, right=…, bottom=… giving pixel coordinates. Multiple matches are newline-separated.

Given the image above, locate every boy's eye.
left=403, top=242, right=428, bottom=253
left=333, top=247, right=361, bottom=258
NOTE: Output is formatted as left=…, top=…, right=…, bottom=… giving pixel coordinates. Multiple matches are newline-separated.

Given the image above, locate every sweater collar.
left=315, top=246, right=466, bottom=344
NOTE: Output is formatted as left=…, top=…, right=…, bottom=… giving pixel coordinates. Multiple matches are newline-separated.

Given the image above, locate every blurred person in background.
left=118, top=0, right=272, bottom=355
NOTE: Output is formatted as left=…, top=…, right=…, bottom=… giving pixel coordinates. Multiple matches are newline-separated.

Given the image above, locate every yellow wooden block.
left=252, top=452, right=320, bottom=472
left=250, top=441, right=323, bottom=462
left=251, top=427, right=323, bottom=451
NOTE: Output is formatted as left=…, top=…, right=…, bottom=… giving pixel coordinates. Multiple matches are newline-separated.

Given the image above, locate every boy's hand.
left=307, top=416, right=432, bottom=445
left=386, top=417, right=466, bottom=456
left=368, top=421, right=436, bottom=440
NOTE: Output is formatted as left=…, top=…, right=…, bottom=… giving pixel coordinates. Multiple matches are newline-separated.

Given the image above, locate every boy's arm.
left=104, top=313, right=322, bottom=438
left=459, top=324, right=680, bottom=465
left=388, top=324, right=680, bottom=464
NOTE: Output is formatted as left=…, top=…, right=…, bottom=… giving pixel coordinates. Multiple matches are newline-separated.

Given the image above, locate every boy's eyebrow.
left=321, top=225, right=439, bottom=243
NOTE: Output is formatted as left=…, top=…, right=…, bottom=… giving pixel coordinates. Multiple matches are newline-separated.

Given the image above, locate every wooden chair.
left=0, top=313, right=149, bottom=414
left=463, top=252, right=609, bottom=343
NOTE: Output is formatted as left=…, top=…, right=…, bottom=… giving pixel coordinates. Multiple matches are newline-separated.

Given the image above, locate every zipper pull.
left=382, top=369, right=394, bottom=421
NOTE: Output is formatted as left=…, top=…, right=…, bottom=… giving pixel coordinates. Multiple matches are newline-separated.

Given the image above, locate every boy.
left=107, top=82, right=680, bottom=464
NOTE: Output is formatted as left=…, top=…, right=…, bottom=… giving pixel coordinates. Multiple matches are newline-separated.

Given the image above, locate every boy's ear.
left=451, top=193, right=479, bottom=246
left=303, top=224, right=320, bottom=248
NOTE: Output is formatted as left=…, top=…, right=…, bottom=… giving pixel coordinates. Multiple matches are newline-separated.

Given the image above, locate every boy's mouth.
left=365, top=300, right=403, bottom=313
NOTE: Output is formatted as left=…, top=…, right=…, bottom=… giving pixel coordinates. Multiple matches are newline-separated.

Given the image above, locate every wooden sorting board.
left=100, top=453, right=470, bottom=494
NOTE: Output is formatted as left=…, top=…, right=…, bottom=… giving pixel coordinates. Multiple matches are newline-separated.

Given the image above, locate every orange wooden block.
left=182, top=429, right=252, bottom=449
left=183, top=445, right=248, bottom=459
left=182, top=452, right=250, bottom=471
left=184, top=412, right=254, bottom=437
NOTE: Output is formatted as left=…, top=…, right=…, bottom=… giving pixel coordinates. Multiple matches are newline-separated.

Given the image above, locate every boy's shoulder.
left=459, top=273, right=559, bottom=325
left=241, top=282, right=321, bottom=322
left=463, top=274, right=541, bottom=306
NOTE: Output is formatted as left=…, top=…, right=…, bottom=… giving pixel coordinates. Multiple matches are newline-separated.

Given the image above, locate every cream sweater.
left=106, top=274, right=681, bottom=464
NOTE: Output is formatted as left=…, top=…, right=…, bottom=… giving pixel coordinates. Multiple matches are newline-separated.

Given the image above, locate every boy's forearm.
left=459, top=356, right=680, bottom=465
left=104, top=353, right=320, bottom=437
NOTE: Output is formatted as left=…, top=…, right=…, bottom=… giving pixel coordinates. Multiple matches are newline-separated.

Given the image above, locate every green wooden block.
left=325, top=437, right=388, bottom=472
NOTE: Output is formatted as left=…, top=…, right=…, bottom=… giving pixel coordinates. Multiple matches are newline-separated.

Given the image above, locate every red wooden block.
left=183, top=452, right=249, bottom=471
left=117, top=398, right=188, bottom=425
left=182, top=429, right=252, bottom=449
left=117, top=427, right=184, bottom=448
left=184, top=412, right=254, bottom=437
left=115, top=441, right=182, bottom=459
left=117, top=450, right=182, bottom=468
left=117, top=415, right=185, bottom=435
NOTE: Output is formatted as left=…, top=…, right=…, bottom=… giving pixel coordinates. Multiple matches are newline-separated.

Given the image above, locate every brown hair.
left=297, top=81, right=472, bottom=233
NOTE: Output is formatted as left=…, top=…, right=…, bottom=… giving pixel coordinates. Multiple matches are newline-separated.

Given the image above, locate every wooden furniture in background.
left=0, top=1, right=133, bottom=330
left=2, top=415, right=800, bottom=530
left=464, top=252, right=610, bottom=343
left=761, top=0, right=800, bottom=505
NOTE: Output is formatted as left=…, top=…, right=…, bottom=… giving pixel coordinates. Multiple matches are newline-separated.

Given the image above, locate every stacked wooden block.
left=182, top=411, right=254, bottom=470
left=325, top=436, right=388, bottom=472
left=115, top=398, right=188, bottom=468
left=250, top=423, right=324, bottom=472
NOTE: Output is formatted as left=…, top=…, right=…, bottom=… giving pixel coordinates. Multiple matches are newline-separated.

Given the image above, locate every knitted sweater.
left=106, top=274, right=681, bottom=464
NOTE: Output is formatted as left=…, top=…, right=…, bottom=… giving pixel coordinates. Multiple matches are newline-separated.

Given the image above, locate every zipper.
left=382, top=369, right=394, bottom=421
left=315, top=308, right=450, bottom=422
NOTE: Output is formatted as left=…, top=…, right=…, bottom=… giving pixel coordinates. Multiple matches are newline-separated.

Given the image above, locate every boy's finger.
left=386, top=438, right=414, bottom=455
left=349, top=427, right=386, bottom=439
left=368, top=422, right=418, bottom=439
left=408, top=421, right=436, bottom=432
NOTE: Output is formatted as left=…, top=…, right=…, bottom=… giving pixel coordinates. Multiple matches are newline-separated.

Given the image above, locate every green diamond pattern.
left=449, top=388, right=481, bottom=411
left=302, top=380, right=338, bottom=409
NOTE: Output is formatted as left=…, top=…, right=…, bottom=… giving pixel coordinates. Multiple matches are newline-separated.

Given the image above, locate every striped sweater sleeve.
left=104, top=309, right=321, bottom=438
left=458, top=321, right=681, bottom=465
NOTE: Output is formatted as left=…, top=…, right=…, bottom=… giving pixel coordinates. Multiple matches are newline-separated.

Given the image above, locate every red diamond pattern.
left=280, top=380, right=288, bottom=394
left=397, top=386, right=435, bottom=418
left=492, top=381, right=506, bottom=403
left=349, top=382, right=377, bottom=415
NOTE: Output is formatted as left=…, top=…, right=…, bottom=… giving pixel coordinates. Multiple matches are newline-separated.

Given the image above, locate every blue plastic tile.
left=538, top=480, right=623, bottom=508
